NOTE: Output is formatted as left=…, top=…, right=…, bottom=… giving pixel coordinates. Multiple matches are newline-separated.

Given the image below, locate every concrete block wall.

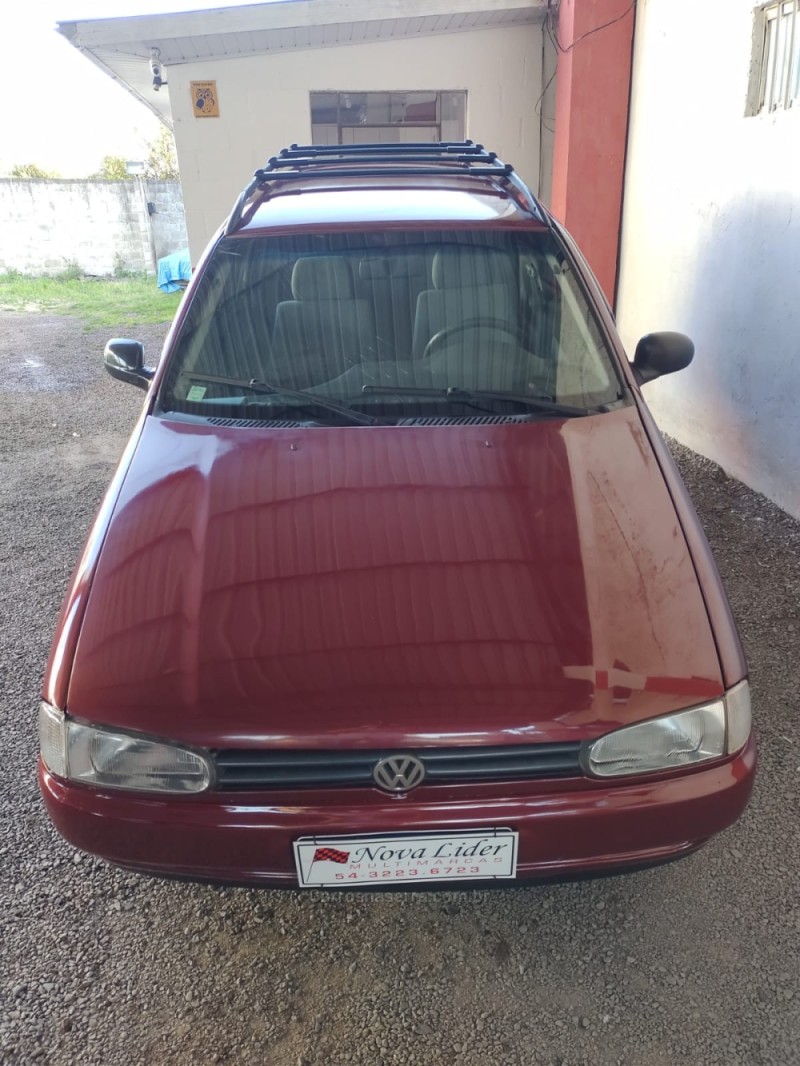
left=146, top=181, right=190, bottom=262
left=0, top=179, right=188, bottom=276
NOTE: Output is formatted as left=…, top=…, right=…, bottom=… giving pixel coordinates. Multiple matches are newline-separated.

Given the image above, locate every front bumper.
left=40, top=735, right=756, bottom=887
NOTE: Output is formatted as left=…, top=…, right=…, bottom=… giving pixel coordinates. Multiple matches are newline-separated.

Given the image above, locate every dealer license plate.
left=293, top=829, right=518, bottom=887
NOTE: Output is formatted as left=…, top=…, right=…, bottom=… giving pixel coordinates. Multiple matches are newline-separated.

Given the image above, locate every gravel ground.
left=1, top=310, right=799, bottom=1066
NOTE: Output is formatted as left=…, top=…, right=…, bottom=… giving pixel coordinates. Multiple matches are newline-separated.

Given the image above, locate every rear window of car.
left=160, top=228, right=624, bottom=422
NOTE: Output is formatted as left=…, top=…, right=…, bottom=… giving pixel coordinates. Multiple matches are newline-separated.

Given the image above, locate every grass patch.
left=0, top=271, right=182, bottom=330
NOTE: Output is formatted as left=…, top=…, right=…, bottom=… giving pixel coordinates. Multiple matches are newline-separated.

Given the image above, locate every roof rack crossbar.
left=253, top=165, right=514, bottom=182
left=264, top=153, right=498, bottom=171
left=285, top=141, right=481, bottom=154
left=225, top=142, right=543, bottom=234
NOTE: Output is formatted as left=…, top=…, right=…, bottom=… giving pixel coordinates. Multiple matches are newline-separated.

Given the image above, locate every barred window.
left=753, top=1, right=800, bottom=113
left=310, top=91, right=466, bottom=145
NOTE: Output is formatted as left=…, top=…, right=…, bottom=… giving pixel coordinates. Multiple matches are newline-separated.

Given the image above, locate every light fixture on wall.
left=150, top=47, right=167, bottom=91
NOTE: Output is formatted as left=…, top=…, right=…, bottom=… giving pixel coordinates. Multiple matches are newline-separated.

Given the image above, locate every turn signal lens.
left=725, top=680, right=752, bottom=754
left=38, top=703, right=212, bottom=794
left=39, top=702, right=67, bottom=778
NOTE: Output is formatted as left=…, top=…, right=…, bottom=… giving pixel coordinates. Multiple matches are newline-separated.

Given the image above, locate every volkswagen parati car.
left=39, top=143, right=755, bottom=888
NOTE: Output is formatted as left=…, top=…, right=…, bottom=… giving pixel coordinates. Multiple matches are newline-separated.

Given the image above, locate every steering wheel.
left=422, top=317, right=521, bottom=362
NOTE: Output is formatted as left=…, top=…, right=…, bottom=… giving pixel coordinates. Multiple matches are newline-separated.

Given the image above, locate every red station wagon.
left=39, top=143, right=756, bottom=888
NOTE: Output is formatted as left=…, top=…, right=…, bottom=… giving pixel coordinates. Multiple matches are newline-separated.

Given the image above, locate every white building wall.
left=617, top=0, right=800, bottom=518
left=167, top=24, right=546, bottom=261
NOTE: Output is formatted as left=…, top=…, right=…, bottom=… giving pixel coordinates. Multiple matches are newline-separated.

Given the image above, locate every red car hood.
left=67, top=408, right=723, bottom=748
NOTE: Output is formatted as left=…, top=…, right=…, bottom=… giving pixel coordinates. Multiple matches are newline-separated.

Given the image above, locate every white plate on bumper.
left=294, top=829, right=518, bottom=887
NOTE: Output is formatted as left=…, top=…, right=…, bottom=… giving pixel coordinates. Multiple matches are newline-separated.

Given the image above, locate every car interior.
left=164, top=231, right=618, bottom=416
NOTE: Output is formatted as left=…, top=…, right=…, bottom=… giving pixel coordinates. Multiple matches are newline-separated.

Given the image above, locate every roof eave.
left=58, top=20, right=173, bottom=129
left=56, top=0, right=546, bottom=51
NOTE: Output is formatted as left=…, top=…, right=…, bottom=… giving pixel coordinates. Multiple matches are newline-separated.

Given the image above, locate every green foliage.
left=57, top=261, right=84, bottom=281
left=93, top=155, right=132, bottom=181
left=144, top=127, right=180, bottom=180
left=0, top=272, right=182, bottom=330
left=10, top=163, right=61, bottom=179
left=113, top=253, right=137, bottom=278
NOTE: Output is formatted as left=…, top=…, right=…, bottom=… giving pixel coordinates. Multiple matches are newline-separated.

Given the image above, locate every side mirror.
left=103, top=338, right=155, bottom=391
left=632, top=332, right=694, bottom=385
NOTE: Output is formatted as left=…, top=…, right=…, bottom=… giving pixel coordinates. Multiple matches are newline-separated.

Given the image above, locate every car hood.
left=67, top=409, right=724, bottom=748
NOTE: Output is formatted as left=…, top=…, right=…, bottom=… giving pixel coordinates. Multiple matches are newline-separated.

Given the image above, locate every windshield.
left=161, top=229, right=624, bottom=423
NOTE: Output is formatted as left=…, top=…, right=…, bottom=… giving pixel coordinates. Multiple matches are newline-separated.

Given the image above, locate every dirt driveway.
left=1, top=310, right=799, bottom=1066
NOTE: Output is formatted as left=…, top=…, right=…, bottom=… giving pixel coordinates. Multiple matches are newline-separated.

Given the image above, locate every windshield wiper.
left=360, top=384, right=592, bottom=418
left=184, top=372, right=379, bottom=426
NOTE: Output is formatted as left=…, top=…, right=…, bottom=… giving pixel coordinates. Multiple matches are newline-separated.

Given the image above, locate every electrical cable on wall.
left=547, top=0, right=637, bottom=54
left=536, top=0, right=637, bottom=134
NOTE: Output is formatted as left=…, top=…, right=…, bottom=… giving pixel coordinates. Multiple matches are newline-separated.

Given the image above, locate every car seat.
left=412, top=248, right=518, bottom=360
left=272, top=256, right=377, bottom=388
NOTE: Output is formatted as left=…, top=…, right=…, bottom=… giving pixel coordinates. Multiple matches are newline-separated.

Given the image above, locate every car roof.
left=239, top=176, right=541, bottom=231
left=227, top=143, right=547, bottom=236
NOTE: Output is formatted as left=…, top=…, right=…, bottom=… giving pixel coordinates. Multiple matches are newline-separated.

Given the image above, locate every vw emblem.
left=372, top=754, right=426, bottom=794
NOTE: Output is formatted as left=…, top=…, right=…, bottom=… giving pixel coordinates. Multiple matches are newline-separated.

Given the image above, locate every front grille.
left=213, top=742, right=583, bottom=791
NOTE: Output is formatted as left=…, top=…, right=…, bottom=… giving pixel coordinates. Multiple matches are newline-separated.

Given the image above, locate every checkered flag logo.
left=312, top=847, right=350, bottom=865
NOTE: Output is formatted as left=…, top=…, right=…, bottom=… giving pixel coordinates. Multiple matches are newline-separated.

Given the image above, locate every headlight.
left=584, top=680, right=752, bottom=778
left=38, top=703, right=213, bottom=794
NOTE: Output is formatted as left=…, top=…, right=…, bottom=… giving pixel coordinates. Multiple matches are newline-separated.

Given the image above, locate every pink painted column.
left=549, top=0, right=635, bottom=305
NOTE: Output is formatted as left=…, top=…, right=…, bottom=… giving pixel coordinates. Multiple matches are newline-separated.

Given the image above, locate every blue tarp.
left=157, top=248, right=191, bottom=292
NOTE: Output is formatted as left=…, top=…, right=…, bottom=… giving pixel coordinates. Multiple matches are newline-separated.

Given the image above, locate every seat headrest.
left=292, top=257, right=354, bottom=301
left=432, top=249, right=512, bottom=290
left=359, top=255, right=425, bottom=281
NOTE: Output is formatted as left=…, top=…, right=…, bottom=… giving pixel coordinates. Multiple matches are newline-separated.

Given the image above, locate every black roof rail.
left=224, top=142, right=544, bottom=235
